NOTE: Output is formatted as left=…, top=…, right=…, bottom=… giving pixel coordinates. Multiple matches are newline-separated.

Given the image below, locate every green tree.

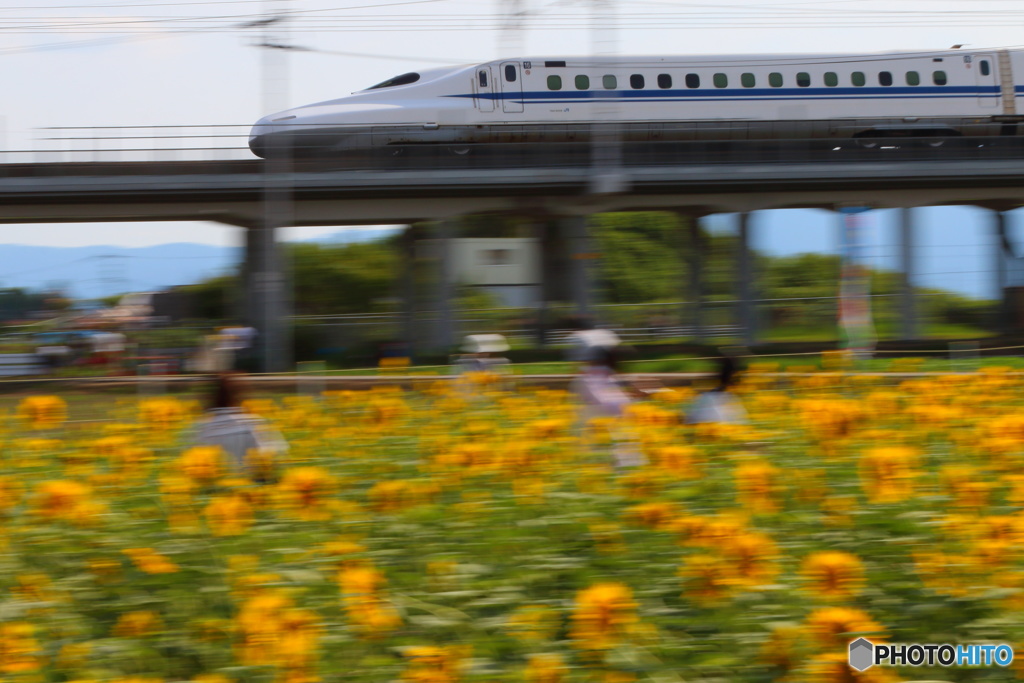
left=592, top=212, right=687, bottom=303
left=289, top=241, right=398, bottom=315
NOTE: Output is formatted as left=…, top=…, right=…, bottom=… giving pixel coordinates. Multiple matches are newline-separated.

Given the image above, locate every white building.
left=422, top=237, right=542, bottom=308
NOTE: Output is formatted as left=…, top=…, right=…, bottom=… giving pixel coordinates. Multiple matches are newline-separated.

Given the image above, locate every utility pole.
left=241, top=0, right=295, bottom=372
left=589, top=0, right=626, bottom=194
left=499, top=0, right=527, bottom=57
left=96, top=254, right=129, bottom=300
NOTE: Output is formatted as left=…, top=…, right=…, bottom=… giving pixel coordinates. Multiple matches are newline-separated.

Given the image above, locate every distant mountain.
left=299, top=227, right=401, bottom=244
left=0, top=228, right=402, bottom=299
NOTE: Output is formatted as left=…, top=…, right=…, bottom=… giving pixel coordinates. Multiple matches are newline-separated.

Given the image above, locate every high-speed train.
left=248, top=49, right=1024, bottom=158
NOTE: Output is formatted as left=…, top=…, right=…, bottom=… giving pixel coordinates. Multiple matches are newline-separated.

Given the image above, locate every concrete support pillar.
left=898, top=208, right=919, bottom=340
left=686, top=215, right=706, bottom=341
left=244, top=224, right=291, bottom=372
left=434, top=219, right=457, bottom=352
left=995, top=210, right=1010, bottom=332
left=736, top=212, right=757, bottom=345
left=399, top=226, right=417, bottom=360
left=534, top=221, right=550, bottom=346
left=565, top=215, right=596, bottom=318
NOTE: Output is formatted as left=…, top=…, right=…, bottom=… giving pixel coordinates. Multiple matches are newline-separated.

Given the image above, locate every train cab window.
left=575, top=75, right=590, bottom=90
left=980, top=60, right=991, bottom=76
left=879, top=71, right=893, bottom=86
left=603, top=75, right=617, bottom=89
left=686, top=73, right=700, bottom=88
left=741, top=73, right=756, bottom=88
left=547, top=75, right=562, bottom=90
left=368, top=72, right=421, bottom=89
left=906, top=71, right=920, bottom=86
left=713, top=73, right=728, bottom=88
left=657, top=74, right=672, bottom=89
left=933, top=70, right=948, bottom=85
left=824, top=72, right=839, bottom=87
left=796, top=72, right=811, bottom=87
left=851, top=71, right=866, bottom=87
left=504, top=64, right=517, bottom=82
left=769, top=72, right=783, bottom=87
left=478, top=71, right=488, bottom=88
left=630, top=74, right=645, bottom=89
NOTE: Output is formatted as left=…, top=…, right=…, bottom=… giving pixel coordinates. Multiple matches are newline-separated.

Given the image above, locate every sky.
left=4, top=0, right=1024, bottom=298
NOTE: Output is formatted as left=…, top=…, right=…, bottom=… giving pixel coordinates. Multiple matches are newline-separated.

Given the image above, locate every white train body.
left=249, top=49, right=1024, bottom=157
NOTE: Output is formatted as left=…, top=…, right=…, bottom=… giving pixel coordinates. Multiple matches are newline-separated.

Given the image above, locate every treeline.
left=165, top=213, right=992, bottom=329
left=0, top=288, right=68, bottom=324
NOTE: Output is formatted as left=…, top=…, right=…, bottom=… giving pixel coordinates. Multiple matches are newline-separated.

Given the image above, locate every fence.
left=291, top=293, right=963, bottom=357
left=4, top=127, right=1024, bottom=167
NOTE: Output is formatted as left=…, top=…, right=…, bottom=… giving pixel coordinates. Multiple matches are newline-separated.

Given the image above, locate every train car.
left=248, top=49, right=1024, bottom=158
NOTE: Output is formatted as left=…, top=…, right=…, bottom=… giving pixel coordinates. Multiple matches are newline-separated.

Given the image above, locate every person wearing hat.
left=453, top=334, right=511, bottom=373
left=565, top=316, right=621, bottom=363
left=571, top=344, right=647, bottom=468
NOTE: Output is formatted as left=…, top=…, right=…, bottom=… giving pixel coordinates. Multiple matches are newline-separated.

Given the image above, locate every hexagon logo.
left=849, top=637, right=874, bottom=671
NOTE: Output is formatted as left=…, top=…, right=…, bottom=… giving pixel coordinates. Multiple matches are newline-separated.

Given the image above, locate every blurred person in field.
left=685, top=354, right=748, bottom=425
left=220, top=324, right=258, bottom=371
left=453, top=334, right=512, bottom=394
left=572, top=345, right=646, bottom=468
left=193, top=372, right=287, bottom=483
left=454, top=334, right=511, bottom=373
left=566, top=315, right=621, bottom=363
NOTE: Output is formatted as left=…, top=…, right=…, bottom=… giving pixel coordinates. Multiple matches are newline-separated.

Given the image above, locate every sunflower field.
left=4, top=364, right=1024, bottom=683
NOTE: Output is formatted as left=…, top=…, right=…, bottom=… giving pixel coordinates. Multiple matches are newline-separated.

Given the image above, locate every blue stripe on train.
left=453, top=85, right=1002, bottom=102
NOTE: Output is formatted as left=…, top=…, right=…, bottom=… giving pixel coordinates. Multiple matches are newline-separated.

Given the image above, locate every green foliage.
left=0, top=288, right=48, bottom=322
left=290, top=241, right=398, bottom=315
left=763, top=253, right=840, bottom=299
left=181, top=275, right=236, bottom=321
left=591, top=213, right=687, bottom=303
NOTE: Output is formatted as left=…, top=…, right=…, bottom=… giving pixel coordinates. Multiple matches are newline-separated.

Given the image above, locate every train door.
left=974, top=54, right=999, bottom=108
left=476, top=67, right=494, bottom=113
left=500, top=61, right=524, bottom=113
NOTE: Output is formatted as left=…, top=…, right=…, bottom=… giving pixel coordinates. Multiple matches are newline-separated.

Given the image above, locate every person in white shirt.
left=572, top=345, right=647, bottom=468
left=686, top=354, right=748, bottom=425
left=193, top=373, right=287, bottom=483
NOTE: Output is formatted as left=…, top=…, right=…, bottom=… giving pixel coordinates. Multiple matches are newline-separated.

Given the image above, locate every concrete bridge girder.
left=4, top=192, right=1024, bottom=229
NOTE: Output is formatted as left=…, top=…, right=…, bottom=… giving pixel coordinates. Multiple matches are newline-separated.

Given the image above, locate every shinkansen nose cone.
left=248, top=113, right=294, bottom=159
left=248, top=104, right=409, bottom=158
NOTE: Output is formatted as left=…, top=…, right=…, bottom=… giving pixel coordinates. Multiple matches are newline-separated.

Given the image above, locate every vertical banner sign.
left=838, top=207, right=877, bottom=358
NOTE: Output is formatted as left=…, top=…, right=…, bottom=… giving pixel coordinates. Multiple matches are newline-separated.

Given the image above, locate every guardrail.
left=4, top=126, right=1024, bottom=168
left=0, top=353, right=46, bottom=377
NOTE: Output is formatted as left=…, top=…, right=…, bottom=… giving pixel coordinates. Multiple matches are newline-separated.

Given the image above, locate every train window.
left=851, top=71, right=866, bottom=87
left=603, top=75, right=617, bottom=89
left=505, top=64, right=517, bottom=82
left=575, top=75, right=590, bottom=90
left=368, top=72, right=421, bottom=89
left=906, top=71, right=920, bottom=86
left=686, top=73, right=700, bottom=88
left=981, top=60, right=991, bottom=76
left=630, top=74, right=645, bottom=89
left=658, top=74, right=672, bottom=89
left=478, top=71, right=488, bottom=88
left=879, top=71, right=893, bottom=86
left=933, top=70, right=948, bottom=85
left=797, top=72, right=811, bottom=87
left=824, top=72, right=838, bottom=87
left=547, top=75, right=562, bottom=91
left=713, top=73, right=728, bottom=88
left=741, top=73, right=756, bottom=88
left=769, top=72, right=783, bottom=87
